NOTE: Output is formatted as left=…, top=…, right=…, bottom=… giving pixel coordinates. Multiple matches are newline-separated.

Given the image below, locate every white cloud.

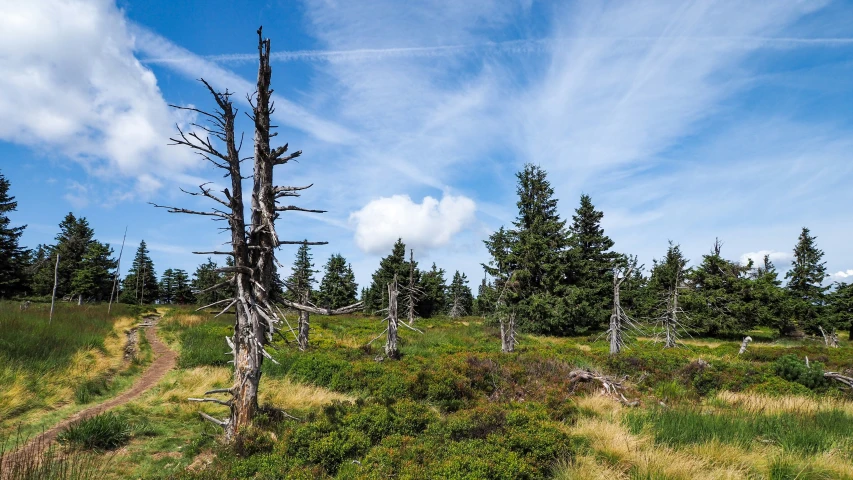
left=831, top=270, right=853, bottom=280
left=0, top=0, right=197, bottom=194
left=349, top=193, right=476, bottom=254
left=739, top=250, right=791, bottom=267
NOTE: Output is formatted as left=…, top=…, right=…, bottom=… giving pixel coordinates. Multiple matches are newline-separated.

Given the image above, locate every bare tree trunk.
left=608, top=261, right=636, bottom=355
left=386, top=276, right=400, bottom=360
left=500, top=310, right=516, bottom=353
left=49, top=254, right=60, bottom=324
left=108, top=227, right=127, bottom=315
left=407, top=249, right=416, bottom=324
left=664, top=285, right=677, bottom=348
left=738, top=336, right=752, bottom=355
left=818, top=326, right=838, bottom=348
left=297, top=291, right=310, bottom=351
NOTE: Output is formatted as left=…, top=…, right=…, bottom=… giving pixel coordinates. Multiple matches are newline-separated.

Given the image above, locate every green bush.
left=74, top=376, right=111, bottom=404
left=773, top=355, right=828, bottom=390
left=57, top=412, right=132, bottom=450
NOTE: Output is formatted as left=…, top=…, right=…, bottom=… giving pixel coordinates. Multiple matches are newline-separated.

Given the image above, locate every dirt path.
left=1, top=315, right=176, bottom=470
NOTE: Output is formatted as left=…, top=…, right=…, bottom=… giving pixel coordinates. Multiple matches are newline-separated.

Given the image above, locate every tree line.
left=1, top=163, right=851, bottom=340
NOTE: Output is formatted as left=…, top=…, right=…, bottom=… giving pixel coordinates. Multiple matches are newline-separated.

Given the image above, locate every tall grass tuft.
left=0, top=431, right=109, bottom=479
left=56, top=413, right=132, bottom=451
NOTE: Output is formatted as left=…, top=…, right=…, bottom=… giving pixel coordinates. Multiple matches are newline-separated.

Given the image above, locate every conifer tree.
left=785, top=227, right=828, bottom=334
left=317, top=253, right=358, bottom=309
left=447, top=270, right=473, bottom=318
left=564, top=194, right=620, bottom=334
left=120, top=240, right=158, bottom=304
left=160, top=268, right=176, bottom=304
left=484, top=165, right=570, bottom=334
left=828, top=282, right=853, bottom=340
left=473, top=277, right=497, bottom=316
left=32, top=213, right=95, bottom=299
left=744, top=254, right=788, bottom=332
left=648, top=241, right=690, bottom=347
left=365, top=239, right=416, bottom=313
left=172, top=269, right=195, bottom=304
left=192, top=258, right=226, bottom=306
left=0, top=171, right=28, bottom=298
left=70, top=241, right=116, bottom=302
left=684, top=239, right=753, bottom=336
left=285, top=243, right=316, bottom=302
left=417, top=263, right=447, bottom=318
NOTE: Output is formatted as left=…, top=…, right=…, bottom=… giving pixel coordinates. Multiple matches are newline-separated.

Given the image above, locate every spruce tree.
left=647, top=241, right=691, bottom=346
left=172, top=269, right=195, bottom=304
left=828, top=282, right=853, bottom=340
left=447, top=271, right=473, bottom=318
left=417, top=263, right=447, bottom=318
left=31, top=213, right=95, bottom=299
left=685, top=240, right=753, bottom=336
left=317, top=253, right=357, bottom=309
left=160, top=268, right=176, bottom=304
left=70, top=241, right=117, bottom=302
left=483, top=165, right=570, bottom=334
left=564, top=194, right=620, bottom=334
left=120, top=240, right=158, bottom=304
left=285, top=243, right=317, bottom=303
left=785, top=227, right=828, bottom=334
left=365, top=238, right=416, bottom=313
left=192, top=258, right=226, bottom=306
left=473, top=277, right=497, bottom=316
left=0, top=171, right=28, bottom=298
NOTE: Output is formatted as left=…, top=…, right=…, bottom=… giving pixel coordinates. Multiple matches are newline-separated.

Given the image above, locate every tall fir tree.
left=317, top=253, right=357, bottom=309
left=784, top=227, right=828, bottom=334
left=563, top=194, right=620, bottom=334
left=70, top=241, right=117, bottom=302
left=365, top=239, right=416, bottom=313
left=285, top=243, right=317, bottom=303
left=172, top=269, right=195, bottom=304
left=473, top=276, right=497, bottom=316
left=684, top=240, right=754, bottom=336
left=160, top=268, right=176, bottom=304
left=484, top=165, right=570, bottom=334
left=417, top=263, right=447, bottom=318
left=828, top=282, right=853, bottom=340
left=31, top=213, right=95, bottom=299
left=120, top=240, right=158, bottom=304
left=192, top=258, right=226, bottom=306
left=447, top=271, right=474, bottom=318
left=0, top=171, right=28, bottom=297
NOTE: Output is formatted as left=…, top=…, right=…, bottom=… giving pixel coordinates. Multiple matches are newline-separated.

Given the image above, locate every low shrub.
left=773, top=355, right=828, bottom=390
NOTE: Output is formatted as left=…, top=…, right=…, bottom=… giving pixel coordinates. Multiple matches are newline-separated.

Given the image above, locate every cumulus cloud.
left=831, top=270, right=853, bottom=280
left=0, top=0, right=194, bottom=192
left=349, top=193, right=476, bottom=254
left=739, top=250, right=791, bottom=267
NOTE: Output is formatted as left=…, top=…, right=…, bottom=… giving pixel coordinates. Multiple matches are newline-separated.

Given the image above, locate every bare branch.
left=278, top=299, right=363, bottom=315
left=274, top=205, right=327, bottom=213
left=188, top=397, right=232, bottom=407
left=150, top=202, right=231, bottom=219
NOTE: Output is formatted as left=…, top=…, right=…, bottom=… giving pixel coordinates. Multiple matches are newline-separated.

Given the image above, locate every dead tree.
left=500, top=310, right=516, bottom=353
left=153, top=28, right=360, bottom=441
left=401, top=249, right=423, bottom=324
left=568, top=369, right=639, bottom=407
left=367, top=275, right=422, bottom=360
left=448, top=291, right=466, bottom=319
left=738, top=336, right=752, bottom=355
left=818, top=326, right=839, bottom=348
left=608, top=258, right=639, bottom=355
left=824, top=371, right=853, bottom=389
left=49, top=254, right=60, bottom=324
left=108, top=226, right=127, bottom=315
left=656, top=267, right=690, bottom=348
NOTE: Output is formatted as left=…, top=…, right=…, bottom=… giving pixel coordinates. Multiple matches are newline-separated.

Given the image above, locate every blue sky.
left=2, top=0, right=853, bottom=289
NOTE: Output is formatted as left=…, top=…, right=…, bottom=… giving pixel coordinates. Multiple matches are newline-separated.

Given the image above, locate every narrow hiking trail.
left=1, top=314, right=176, bottom=470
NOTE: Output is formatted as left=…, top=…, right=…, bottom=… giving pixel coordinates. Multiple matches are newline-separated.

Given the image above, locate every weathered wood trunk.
left=386, top=278, right=400, bottom=359
left=500, top=311, right=516, bottom=353
left=297, top=293, right=310, bottom=351
left=49, top=254, right=59, bottom=324
left=738, top=336, right=752, bottom=355
left=664, top=285, right=678, bottom=348
left=609, top=281, right=621, bottom=355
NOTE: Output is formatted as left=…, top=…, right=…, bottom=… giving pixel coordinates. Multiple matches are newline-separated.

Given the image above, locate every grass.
left=57, top=412, right=134, bottom=451
left=5, top=304, right=853, bottom=478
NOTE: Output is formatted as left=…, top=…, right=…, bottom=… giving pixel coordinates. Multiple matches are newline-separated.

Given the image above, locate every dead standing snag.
left=153, top=28, right=358, bottom=440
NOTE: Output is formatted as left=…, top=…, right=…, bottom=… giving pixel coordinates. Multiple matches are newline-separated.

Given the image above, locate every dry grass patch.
left=715, top=390, right=853, bottom=416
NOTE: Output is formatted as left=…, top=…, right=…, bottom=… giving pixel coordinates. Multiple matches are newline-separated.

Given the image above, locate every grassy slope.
left=0, top=302, right=153, bottom=440
left=5, top=304, right=852, bottom=479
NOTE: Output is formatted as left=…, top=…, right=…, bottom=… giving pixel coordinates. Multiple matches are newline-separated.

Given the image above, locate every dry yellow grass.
left=715, top=390, right=853, bottom=416
left=151, top=366, right=353, bottom=416
left=1, top=315, right=137, bottom=432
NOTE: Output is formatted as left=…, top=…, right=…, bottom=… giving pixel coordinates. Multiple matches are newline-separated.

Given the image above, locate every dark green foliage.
left=0, top=170, right=28, bottom=298
left=417, top=263, right=447, bottom=318
left=785, top=227, right=829, bottom=334
left=563, top=194, right=620, bottom=334
left=74, top=375, right=111, bottom=404
left=473, top=277, right=497, bottom=316
left=827, top=281, right=853, bottom=339
left=31, top=213, right=96, bottom=299
left=119, top=240, right=158, bottom=304
left=747, top=255, right=789, bottom=334
left=317, top=253, right=358, bottom=309
left=684, top=240, right=754, bottom=336
left=773, top=355, right=827, bottom=390
left=192, top=258, right=228, bottom=306
left=364, top=239, right=416, bottom=313
left=447, top=271, right=473, bottom=317
left=57, top=412, right=132, bottom=451
left=70, top=240, right=117, bottom=302
left=285, top=242, right=317, bottom=302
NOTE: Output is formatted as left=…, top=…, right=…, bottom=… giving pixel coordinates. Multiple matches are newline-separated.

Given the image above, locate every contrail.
left=140, top=36, right=853, bottom=65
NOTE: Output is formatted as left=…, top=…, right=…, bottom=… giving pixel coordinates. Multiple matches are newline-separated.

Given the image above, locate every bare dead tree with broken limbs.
left=402, top=249, right=423, bottom=325
left=608, top=257, right=641, bottom=355
left=154, top=28, right=360, bottom=441
left=367, top=275, right=422, bottom=360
